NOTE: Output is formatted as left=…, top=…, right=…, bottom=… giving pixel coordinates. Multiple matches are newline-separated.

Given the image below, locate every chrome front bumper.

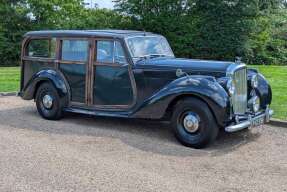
left=225, top=107, right=274, bottom=133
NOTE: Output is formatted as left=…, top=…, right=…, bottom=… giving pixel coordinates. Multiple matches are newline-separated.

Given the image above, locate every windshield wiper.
left=148, top=54, right=170, bottom=58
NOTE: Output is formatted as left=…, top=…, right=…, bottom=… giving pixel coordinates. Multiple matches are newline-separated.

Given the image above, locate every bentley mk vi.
left=20, top=30, right=273, bottom=148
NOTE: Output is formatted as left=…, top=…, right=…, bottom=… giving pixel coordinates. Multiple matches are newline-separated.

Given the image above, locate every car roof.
left=24, top=30, right=157, bottom=38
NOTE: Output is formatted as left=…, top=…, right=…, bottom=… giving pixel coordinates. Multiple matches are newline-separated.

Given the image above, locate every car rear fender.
left=20, top=69, right=70, bottom=102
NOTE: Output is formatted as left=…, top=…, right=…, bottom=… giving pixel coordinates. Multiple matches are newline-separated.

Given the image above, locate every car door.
left=58, top=39, right=89, bottom=104
left=92, top=39, right=135, bottom=108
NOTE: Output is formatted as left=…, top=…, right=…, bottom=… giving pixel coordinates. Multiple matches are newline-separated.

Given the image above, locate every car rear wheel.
left=171, top=97, right=219, bottom=148
left=35, top=82, right=63, bottom=120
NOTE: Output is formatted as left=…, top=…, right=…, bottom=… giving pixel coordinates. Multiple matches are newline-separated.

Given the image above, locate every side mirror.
left=176, top=69, right=184, bottom=77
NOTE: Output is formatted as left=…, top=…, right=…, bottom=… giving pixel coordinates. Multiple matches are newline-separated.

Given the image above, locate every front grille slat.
left=231, top=68, right=247, bottom=114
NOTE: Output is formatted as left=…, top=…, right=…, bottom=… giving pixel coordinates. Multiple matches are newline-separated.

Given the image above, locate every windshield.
left=126, top=36, right=174, bottom=60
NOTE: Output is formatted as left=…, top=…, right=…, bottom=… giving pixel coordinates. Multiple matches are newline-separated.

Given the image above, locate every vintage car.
left=19, top=30, right=273, bottom=148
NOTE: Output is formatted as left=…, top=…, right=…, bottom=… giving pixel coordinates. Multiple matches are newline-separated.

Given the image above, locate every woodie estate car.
left=19, top=30, right=273, bottom=148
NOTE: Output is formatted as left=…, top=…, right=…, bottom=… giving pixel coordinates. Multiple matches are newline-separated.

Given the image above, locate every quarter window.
left=27, top=39, right=56, bottom=58
left=61, top=40, right=88, bottom=61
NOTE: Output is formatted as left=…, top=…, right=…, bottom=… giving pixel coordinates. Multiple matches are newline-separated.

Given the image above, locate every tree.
left=27, top=0, right=85, bottom=29
left=74, top=8, right=131, bottom=29
left=115, top=0, right=286, bottom=64
left=0, top=0, right=285, bottom=66
left=115, top=0, right=196, bottom=57
left=247, top=7, right=287, bottom=65
left=115, top=0, right=258, bottom=60
left=0, top=0, right=31, bottom=66
left=245, top=0, right=287, bottom=64
left=114, top=0, right=262, bottom=61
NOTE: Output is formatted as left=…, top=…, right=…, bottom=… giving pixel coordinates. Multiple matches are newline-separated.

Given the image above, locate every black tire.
left=35, top=82, right=63, bottom=120
left=171, top=97, right=219, bottom=148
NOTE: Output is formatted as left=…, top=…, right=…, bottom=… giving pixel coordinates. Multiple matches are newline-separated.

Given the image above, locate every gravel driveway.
left=0, top=96, right=286, bottom=192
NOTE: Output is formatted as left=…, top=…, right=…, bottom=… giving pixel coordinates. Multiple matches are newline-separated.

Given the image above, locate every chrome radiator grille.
left=231, top=67, right=248, bottom=114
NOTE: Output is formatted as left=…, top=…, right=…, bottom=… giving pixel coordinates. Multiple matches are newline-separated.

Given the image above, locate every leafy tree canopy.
left=0, top=0, right=286, bottom=65
left=115, top=0, right=287, bottom=64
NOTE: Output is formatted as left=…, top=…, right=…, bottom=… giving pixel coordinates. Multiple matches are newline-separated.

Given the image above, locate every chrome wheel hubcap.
left=42, top=94, right=53, bottom=109
left=183, top=113, right=200, bottom=133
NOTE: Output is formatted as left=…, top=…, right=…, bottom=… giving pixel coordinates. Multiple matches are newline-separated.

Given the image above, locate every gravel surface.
left=0, top=96, right=287, bottom=192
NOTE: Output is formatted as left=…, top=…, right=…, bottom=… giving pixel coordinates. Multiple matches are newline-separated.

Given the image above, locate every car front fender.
left=247, top=69, right=272, bottom=108
left=132, top=75, right=230, bottom=126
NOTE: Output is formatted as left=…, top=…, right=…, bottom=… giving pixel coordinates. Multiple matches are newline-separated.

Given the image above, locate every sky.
left=84, top=0, right=115, bottom=9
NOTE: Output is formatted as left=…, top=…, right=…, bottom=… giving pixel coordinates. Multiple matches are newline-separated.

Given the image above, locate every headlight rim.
left=251, top=74, right=259, bottom=88
left=226, top=78, right=235, bottom=95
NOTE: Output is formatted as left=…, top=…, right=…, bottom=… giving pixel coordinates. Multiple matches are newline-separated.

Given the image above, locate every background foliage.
left=0, top=0, right=286, bottom=66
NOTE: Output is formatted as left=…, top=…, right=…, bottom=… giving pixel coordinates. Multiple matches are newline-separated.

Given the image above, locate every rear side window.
left=61, top=40, right=88, bottom=62
left=27, top=39, right=56, bottom=58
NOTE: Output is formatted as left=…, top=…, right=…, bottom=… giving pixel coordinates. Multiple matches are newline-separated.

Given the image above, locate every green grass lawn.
left=0, top=66, right=286, bottom=120
left=0, top=67, right=20, bottom=92
left=250, top=65, right=287, bottom=120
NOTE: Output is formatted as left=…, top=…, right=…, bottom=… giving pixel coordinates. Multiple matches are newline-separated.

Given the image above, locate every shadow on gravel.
left=0, top=105, right=261, bottom=157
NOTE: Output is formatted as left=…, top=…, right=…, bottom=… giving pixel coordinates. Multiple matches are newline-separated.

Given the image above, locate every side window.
left=27, top=39, right=56, bottom=58
left=97, top=41, right=114, bottom=63
left=96, top=40, right=127, bottom=64
left=115, top=41, right=127, bottom=64
left=61, top=40, right=88, bottom=61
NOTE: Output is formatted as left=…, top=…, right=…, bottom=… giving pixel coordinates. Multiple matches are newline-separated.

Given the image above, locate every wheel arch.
left=164, top=94, right=221, bottom=127
left=164, top=94, right=213, bottom=116
left=21, top=69, right=70, bottom=103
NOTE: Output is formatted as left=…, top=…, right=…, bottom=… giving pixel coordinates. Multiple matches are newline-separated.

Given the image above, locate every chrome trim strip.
left=225, top=121, right=251, bottom=132
left=226, top=63, right=247, bottom=76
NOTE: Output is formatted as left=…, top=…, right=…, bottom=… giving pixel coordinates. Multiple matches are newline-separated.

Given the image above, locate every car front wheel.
left=35, top=82, right=63, bottom=120
left=171, top=97, right=219, bottom=148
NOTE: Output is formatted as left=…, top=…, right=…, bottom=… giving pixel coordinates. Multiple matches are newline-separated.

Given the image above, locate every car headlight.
left=251, top=74, right=259, bottom=88
left=248, top=96, right=260, bottom=113
left=227, top=78, right=235, bottom=95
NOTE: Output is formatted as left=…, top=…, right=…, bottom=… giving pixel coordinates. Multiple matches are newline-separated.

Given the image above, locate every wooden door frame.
left=22, top=36, right=138, bottom=110
left=56, top=37, right=91, bottom=106
left=88, top=37, right=138, bottom=110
